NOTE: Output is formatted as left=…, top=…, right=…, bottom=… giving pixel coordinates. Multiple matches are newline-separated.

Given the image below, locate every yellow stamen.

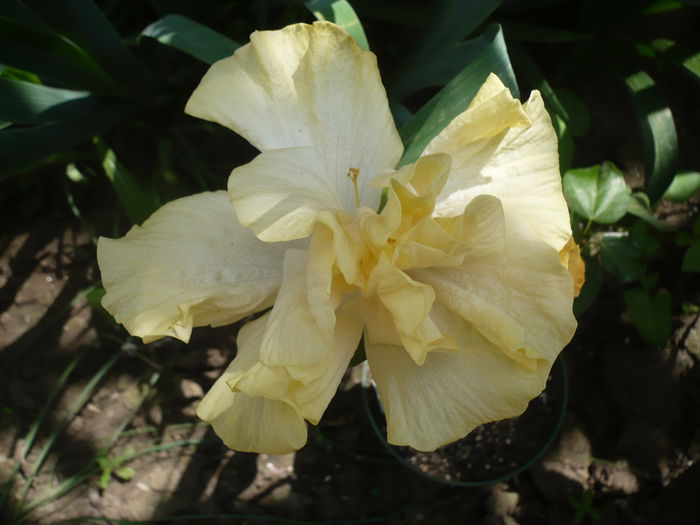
left=347, top=167, right=361, bottom=208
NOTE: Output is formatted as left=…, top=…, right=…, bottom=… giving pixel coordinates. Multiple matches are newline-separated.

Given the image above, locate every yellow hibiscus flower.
left=97, top=21, right=583, bottom=454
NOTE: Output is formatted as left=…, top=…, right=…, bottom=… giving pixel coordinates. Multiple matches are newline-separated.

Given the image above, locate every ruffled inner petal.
left=425, top=73, right=572, bottom=252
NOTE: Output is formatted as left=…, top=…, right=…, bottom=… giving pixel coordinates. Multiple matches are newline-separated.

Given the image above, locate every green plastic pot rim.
left=360, top=356, right=569, bottom=487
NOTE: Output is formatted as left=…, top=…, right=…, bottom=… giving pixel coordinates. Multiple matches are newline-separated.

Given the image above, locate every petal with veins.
left=412, top=217, right=576, bottom=369
left=260, top=249, right=332, bottom=368
left=366, top=303, right=550, bottom=452
left=187, top=21, right=402, bottom=215
left=196, top=317, right=307, bottom=454
left=425, top=73, right=571, bottom=252
left=97, top=191, right=290, bottom=343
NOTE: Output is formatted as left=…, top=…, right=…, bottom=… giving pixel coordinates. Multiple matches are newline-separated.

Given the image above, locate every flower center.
left=346, top=167, right=361, bottom=208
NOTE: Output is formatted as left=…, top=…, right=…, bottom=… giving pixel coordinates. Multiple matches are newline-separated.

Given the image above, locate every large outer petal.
left=412, top=216, right=576, bottom=369
left=366, top=304, right=551, bottom=451
left=186, top=21, right=402, bottom=215
left=424, top=74, right=571, bottom=252
left=97, top=191, right=289, bottom=343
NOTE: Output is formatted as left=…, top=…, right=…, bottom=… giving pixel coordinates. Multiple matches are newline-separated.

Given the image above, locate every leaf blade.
left=306, top=0, right=369, bottom=50
left=141, top=14, right=239, bottom=65
left=399, top=24, right=518, bottom=166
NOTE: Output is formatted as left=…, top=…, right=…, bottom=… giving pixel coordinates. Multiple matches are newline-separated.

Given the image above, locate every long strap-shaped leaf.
left=0, top=104, right=138, bottom=178
left=141, top=14, right=239, bottom=65
left=306, top=0, right=369, bottom=50
left=21, top=0, right=146, bottom=92
left=0, top=17, right=114, bottom=93
left=625, top=70, right=679, bottom=203
left=0, top=78, right=97, bottom=124
left=399, top=24, right=518, bottom=166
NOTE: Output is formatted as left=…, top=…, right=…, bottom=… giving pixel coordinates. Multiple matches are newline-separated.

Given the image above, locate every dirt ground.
left=3, top=65, right=700, bottom=523
left=1, top=167, right=700, bottom=525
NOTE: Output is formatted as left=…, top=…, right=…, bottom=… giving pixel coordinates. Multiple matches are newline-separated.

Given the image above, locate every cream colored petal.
left=288, top=305, right=364, bottom=423
left=366, top=304, right=550, bottom=451
left=196, top=322, right=307, bottom=454
left=425, top=74, right=571, bottom=251
left=259, top=249, right=332, bottom=368
left=97, top=191, right=290, bottom=343
left=219, top=304, right=363, bottom=427
left=228, top=147, right=343, bottom=242
left=187, top=21, right=403, bottom=214
left=364, top=254, right=456, bottom=365
left=412, top=219, right=576, bottom=368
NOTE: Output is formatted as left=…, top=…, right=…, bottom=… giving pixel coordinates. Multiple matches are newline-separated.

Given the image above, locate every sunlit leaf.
left=651, top=39, right=700, bottom=85
left=625, top=70, right=679, bottom=203
left=0, top=105, right=136, bottom=178
left=623, top=288, right=672, bottom=346
left=306, top=0, right=369, bottom=50
left=0, top=78, right=98, bottom=124
left=141, top=14, right=239, bottom=65
left=0, top=17, right=114, bottom=93
left=563, top=162, right=631, bottom=224
left=663, top=171, right=700, bottom=202
left=96, top=138, right=158, bottom=226
left=21, top=0, right=144, bottom=91
left=399, top=25, right=518, bottom=165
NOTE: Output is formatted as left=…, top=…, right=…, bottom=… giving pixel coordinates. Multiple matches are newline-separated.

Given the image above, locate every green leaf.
left=501, top=20, right=593, bottom=43
left=563, top=162, right=631, bottom=224
left=556, top=88, right=591, bottom=137
left=306, top=0, right=369, bottom=50
left=551, top=114, right=574, bottom=172
left=392, top=36, right=496, bottom=98
left=627, top=192, right=671, bottom=231
left=97, top=139, right=158, bottom=226
left=114, top=466, right=135, bottom=481
left=410, top=0, right=502, bottom=64
left=21, top=0, right=144, bottom=91
left=625, top=70, right=679, bottom=203
left=399, top=24, right=518, bottom=166
left=623, top=288, right=672, bottom=346
left=141, top=14, right=239, bottom=65
left=663, top=171, right=700, bottom=202
left=599, top=234, right=646, bottom=283
left=629, top=221, right=661, bottom=257
left=651, top=39, right=700, bottom=85
left=0, top=77, right=98, bottom=124
left=573, top=256, right=602, bottom=317
left=0, top=17, right=114, bottom=93
left=639, top=0, right=683, bottom=15
left=0, top=104, right=135, bottom=178
left=394, top=0, right=503, bottom=96
left=682, top=241, right=700, bottom=272
left=510, top=45, right=569, bottom=119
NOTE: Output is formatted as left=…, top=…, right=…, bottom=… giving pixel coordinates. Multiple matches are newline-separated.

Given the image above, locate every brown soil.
left=2, top=173, right=700, bottom=525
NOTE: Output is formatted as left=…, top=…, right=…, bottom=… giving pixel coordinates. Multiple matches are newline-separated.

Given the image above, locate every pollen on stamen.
left=347, top=167, right=361, bottom=208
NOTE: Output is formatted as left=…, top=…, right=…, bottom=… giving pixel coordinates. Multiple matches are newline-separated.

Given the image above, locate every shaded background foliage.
left=1, top=0, right=700, bottom=524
